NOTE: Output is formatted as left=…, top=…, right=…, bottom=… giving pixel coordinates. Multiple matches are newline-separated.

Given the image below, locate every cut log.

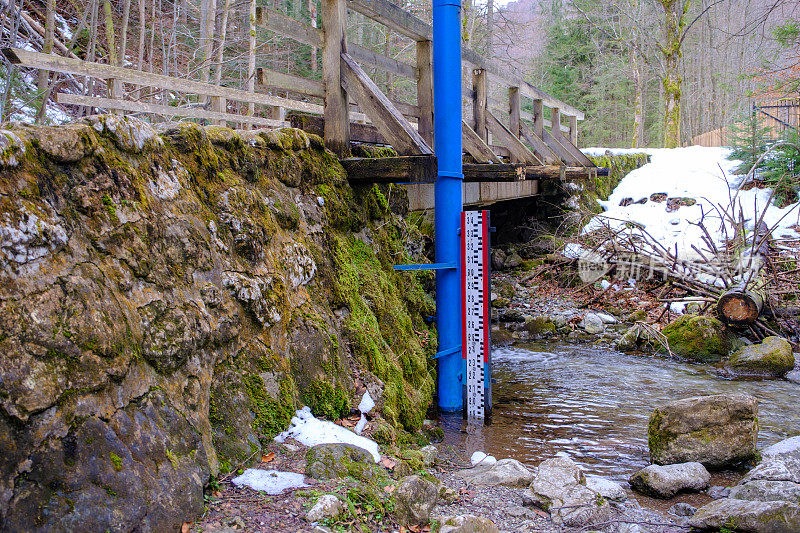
left=717, top=222, right=771, bottom=326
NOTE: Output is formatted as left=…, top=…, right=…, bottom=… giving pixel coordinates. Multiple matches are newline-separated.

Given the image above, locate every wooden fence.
left=692, top=98, right=800, bottom=147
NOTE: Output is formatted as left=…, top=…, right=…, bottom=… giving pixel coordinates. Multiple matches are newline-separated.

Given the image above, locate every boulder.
left=741, top=436, right=800, bottom=485
left=579, top=313, right=605, bottom=334
left=629, top=462, right=711, bottom=498
left=523, top=456, right=610, bottom=527
left=393, top=475, right=438, bottom=525
left=648, top=393, right=758, bottom=468
left=617, top=323, right=661, bottom=353
left=585, top=475, right=627, bottom=502
left=661, top=314, right=736, bottom=362
left=727, top=336, right=795, bottom=378
left=689, top=498, right=800, bottom=533
left=504, top=253, right=523, bottom=269
left=438, top=515, right=500, bottom=533
left=305, top=443, right=381, bottom=483
left=668, top=502, right=697, bottom=517
left=728, top=480, right=800, bottom=503
left=491, top=249, right=507, bottom=270
left=419, top=445, right=437, bottom=466
left=306, top=495, right=344, bottom=522
left=457, top=459, right=534, bottom=487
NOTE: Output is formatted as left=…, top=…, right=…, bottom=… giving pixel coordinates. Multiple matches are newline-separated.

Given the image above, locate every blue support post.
left=433, top=0, right=463, bottom=412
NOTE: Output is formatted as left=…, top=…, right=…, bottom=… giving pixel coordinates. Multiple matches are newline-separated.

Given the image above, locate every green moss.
left=660, top=314, right=733, bottom=362
left=243, top=375, right=297, bottom=441
left=101, top=194, right=119, bottom=223
left=109, top=452, right=123, bottom=472
left=301, top=379, right=349, bottom=420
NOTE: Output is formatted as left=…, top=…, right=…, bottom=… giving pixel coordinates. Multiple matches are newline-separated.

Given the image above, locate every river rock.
left=648, top=393, right=758, bottom=468
left=729, top=480, right=800, bottom=502
left=393, top=475, right=439, bottom=525
left=523, top=456, right=610, bottom=527
left=629, top=462, right=711, bottom=498
left=741, top=435, right=800, bottom=485
left=617, top=323, right=661, bottom=352
left=689, top=498, right=800, bottom=532
left=505, top=252, right=523, bottom=269
left=306, top=495, right=344, bottom=522
left=438, top=514, right=500, bottom=533
left=492, top=249, right=507, bottom=270
left=787, top=369, right=800, bottom=384
left=580, top=313, right=605, bottom=334
left=457, top=458, right=534, bottom=487
left=420, top=445, right=437, bottom=466
left=726, top=336, right=795, bottom=378
left=660, top=314, right=736, bottom=362
left=305, top=443, right=381, bottom=483
left=668, top=502, right=697, bottom=517
left=585, top=475, right=627, bottom=501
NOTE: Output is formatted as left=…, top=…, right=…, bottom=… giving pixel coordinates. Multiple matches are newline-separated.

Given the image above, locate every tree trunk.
left=486, top=0, right=493, bottom=58
left=201, top=0, right=218, bottom=84
left=631, top=52, right=643, bottom=148
left=247, top=0, right=256, bottom=124
left=659, top=0, right=689, bottom=149
left=35, top=0, right=55, bottom=123
left=103, top=0, right=118, bottom=66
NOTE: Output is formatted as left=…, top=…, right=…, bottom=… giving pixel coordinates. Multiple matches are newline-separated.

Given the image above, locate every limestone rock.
left=648, top=393, right=758, bottom=468
left=579, top=313, right=605, bottom=334
left=457, top=459, right=534, bottom=487
left=729, top=480, right=800, bottom=503
left=305, top=443, right=380, bottom=483
left=306, top=494, right=344, bottom=522
left=585, top=475, right=627, bottom=501
left=523, top=456, right=610, bottom=527
left=727, top=336, right=795, bottom=378
left=438, top=514, right=500, bottom=533
left=689, top=498, right=800, bottom=533
left=420, top=445, right=437, bottom=466
left=661, top=314, right=735, bottom=362
left=668, top=502, right=697, bottom=517
left=504, top=252, right=523, bottom=269
left=741, top=436, right=800, bottom=485
left=393, top=475, right=439, bottom=525
left=629, top=462, right=711, bottom=498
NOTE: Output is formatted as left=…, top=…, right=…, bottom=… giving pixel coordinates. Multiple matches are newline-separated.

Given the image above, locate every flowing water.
left=441, top=342, right=800, bottom=482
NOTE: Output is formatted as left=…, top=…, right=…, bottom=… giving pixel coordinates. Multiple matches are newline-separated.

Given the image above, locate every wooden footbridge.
left=2, top=0, right=597, bottom=210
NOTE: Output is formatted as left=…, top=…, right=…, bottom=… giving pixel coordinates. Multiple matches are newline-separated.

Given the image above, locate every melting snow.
left=274, top=406, right=380, bottom=462
left=231, top=469, right=307, bottom=494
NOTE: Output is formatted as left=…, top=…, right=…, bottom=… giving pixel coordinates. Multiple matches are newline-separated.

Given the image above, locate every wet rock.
left=306, top=494, right=344, bottom=522
left=661, top=314, right=736, bottom=362
left=647, top=393, right=758, bottom=468
left=585, top=475, right=627, bottom=501
left=457, top=458, right=534, bottom=487
left=305, top=443, right=380, bottom=482
left=524, top=315, right=556, bottom=337
left=740, top=436, right=800, bottom=485
left=617, top=323, right=661, bottom=352
left=579, top=313, right=605, bottom=334
left=690, top=498, right=800, bottom=533
left=523, top=456, right=610, bottom=527
left=668, top=502, right=697, bottom=517
left=727, top=336, right=795, bottom=378
left=393, top=475, right=439, bottom=525
left=787, top=369, right=800, bottom=384
left=438, top=514, right=500, bottom=533
left=629, top=462, right=711, bottom=498
left=498, top=309, right=526, bottom=323
left=729, top=480, right=800, bottom=503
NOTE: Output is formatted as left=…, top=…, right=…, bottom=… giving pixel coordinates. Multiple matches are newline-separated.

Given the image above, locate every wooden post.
left=416, top=39, right=434, bottom=147
left=472, top=68, right=487, bottom=143
left=107, top=77, right=120, bottom=114
left=508, top=86, right=520, bottom=138
left=211, top=95, right=227, bottom=125
left=568, top=114, right=578, bottom=146
left=533, top=99, right=544, bottom=138
left=551, top=107, right=561, bottom=138
left=322, top=0, right=349, bottom=156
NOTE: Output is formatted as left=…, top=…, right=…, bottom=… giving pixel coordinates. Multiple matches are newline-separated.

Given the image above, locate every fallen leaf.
left=180, top=522, right=191, bottom=533
left=531, top=508, right=549, bottom=518
left=380, top=457, right=396, bottom=470
left=261, top=452, right=275, bottom=463
left=400, top=527, right=406, bottom=533
left=383, top=485, right=396, bottom=494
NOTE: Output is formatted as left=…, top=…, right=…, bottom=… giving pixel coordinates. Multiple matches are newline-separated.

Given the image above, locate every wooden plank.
left=342, top=155, right=436, bottom=183
left=3, top=47, right=324, bottom=115
left=347, top=0, right=433, bottom=41
left=488, top=98, right=570, bottom=134
left=519, top=120, right=560, bottom=164
left=349, top=43, right=417, bottom=79
left=541, top=127, right=580, bottom=165
left=550, top=107, right=593, bottom=166
left=257, top=67, right=324, bottom=97
left=416, top=40, right=434, bottom=146
left=462, top=120, right=501, bottom=163
left=463, top=163, right=525, bottom=182
left=508, top=86, right=520, bottom=138
left=486, top=110, right=541, bottom=165
left=256, top=6, right=323, bottom=48
left=289, top=113, right=387, bottom=144
left=526, top=166, right=597, bottom=180
left=391, top=101, right=421, bottom=119
left=340, top=52, right=432, bottom=155
left=57, top=93, right=288, bottom=128
left=473, top=69, right=487, bottom=143
left=322, top=0, right=350, bottom=156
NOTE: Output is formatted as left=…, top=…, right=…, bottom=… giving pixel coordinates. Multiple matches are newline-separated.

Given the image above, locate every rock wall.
left=0, top=116, right=436, bottom=532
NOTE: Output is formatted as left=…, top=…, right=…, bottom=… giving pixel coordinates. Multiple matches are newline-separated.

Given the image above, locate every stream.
left=442, top=342, right=800, bottom=482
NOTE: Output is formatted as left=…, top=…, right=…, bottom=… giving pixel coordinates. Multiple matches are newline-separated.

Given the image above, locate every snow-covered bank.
left=579, top=146, right=800, bottom=261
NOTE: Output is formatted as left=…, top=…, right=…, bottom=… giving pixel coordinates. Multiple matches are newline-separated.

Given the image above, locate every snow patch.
left=231, top=469, right=307, bottom=494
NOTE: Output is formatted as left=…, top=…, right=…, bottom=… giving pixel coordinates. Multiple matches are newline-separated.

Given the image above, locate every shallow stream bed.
left=441, top=342, right=800, bottom=482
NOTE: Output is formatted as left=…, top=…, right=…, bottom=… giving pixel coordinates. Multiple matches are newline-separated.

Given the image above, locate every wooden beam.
left=322, top=0, right=350, bottom=156
left=462, top=120, right=501, bottom=163
left=416, top=40, right=434, bottom=147
left=486, top=110, right=541, bottom=165
left=2, top=47, right=323, bottom=115
left=508, top=87, right=521, bottom=138
left=519, top=120, right=560, bottom=164
left=340, top=52, right=432, bottom=155
left=256, top=6, right=323, bottom=48
left=541, top=127, right=581, bottom=165
left=525, top=166, right=598, bottom=180
left=463, top=163, right=525, bottom=182
left=549, top=107, right=593, bottom=166
left=56, top=93, right=287, bottom=128
left=257, top=67, right=324, bottom=97
left=289, top=113, right=387, bottom=144
left=347, top=0, right=433, bottom=41
left=349, top=43, right=417, bottom=79
left=342, top=155, right=436, bottom=183
left=472, top=68, right=488, bottom=143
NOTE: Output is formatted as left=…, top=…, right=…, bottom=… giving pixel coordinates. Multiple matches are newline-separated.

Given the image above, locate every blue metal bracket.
left=433, top=345, right=461, bottom=359
left=393, top=262, right=456, bottom=271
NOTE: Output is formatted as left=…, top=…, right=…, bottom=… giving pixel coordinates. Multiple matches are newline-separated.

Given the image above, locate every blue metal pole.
left=433, top=0, right=463, bottom=412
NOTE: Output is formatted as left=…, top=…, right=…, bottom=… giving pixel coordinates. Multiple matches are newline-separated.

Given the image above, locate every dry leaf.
left=400, top=527, right=406, bottom=533
left=383, top=485, right=396, bottom=494
left=261, top=452, right=275, bottom=463
left=409, top=525, right=421, bottom=533
left=532, top=508, right=549, bottom=518
left=180, top=522, right=191, bottom=533
left=380, top=457, right=396, bottom=470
